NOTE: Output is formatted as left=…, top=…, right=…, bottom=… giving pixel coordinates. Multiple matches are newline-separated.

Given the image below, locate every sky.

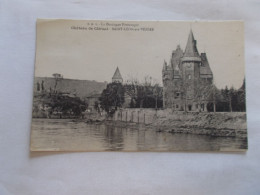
left=35, top=19, right=245, bottom=89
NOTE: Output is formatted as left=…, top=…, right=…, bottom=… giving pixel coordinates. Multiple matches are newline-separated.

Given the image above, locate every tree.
left=206, top=84, right=222, bottom=112
left=99, top=82, right=125, bottom=113
left=201, top=79, right=219, bottom=112
left=237, top=78, right=246, bottom=112
left=125, top=75, right=163, bottom=109
left=219, top=86, right=238, bottom=112
left=52, top=73, right=63, bottom=93
left=229, top=87, right=235, bottom=112
left=152, top=83, right=162, bottom=109
left=125, top=76, right=139, bottom=102
left=41, top=80, right=45, bottom=91
left=44, top=94, right=87, bottom=117
left=199, top=78, right=246, bottom=112
left=220, top=86, right=230, bottom=112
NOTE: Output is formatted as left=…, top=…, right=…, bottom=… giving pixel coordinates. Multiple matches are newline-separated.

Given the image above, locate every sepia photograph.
left=30, top=19, right=247, bottom=152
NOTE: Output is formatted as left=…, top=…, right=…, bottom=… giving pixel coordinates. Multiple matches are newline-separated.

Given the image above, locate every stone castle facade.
left=162, top=30, right=213, bottom=111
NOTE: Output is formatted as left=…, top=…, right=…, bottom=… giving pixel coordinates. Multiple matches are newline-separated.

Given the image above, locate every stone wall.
left=113, top=108, right=182, bottom=124
left=113, top=108, right=247, bottom=133
left=114, top=108, right=162, bottom=124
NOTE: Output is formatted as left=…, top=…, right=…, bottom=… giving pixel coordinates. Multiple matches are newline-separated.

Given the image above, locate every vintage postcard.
left=30, top=19, right=247, bottom=152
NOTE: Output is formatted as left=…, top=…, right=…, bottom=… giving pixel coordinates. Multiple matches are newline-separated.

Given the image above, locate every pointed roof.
left=200, top=53, right=213, bottom=78
left=171, top=45, right=183, bottom=69
left=183, top=30, right=200, bottom=58
left=112, top=67, right=123, bottom=80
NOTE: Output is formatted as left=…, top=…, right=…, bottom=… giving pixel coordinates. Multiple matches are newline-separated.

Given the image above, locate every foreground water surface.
left=31, top=119, right=247, bottom=152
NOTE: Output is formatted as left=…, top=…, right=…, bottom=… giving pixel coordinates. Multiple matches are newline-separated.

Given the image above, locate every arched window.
left=188, top=74, right=191, bottom=80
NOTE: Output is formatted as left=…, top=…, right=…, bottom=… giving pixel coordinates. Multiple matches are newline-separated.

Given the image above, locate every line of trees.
left=98, top=76, right=246, bottom=114
left=98, top=76, right=163, bottom=114
left=124, top=76, right=163, bottom=109
left=207, top=80, right=246, bottom=112
left=199, top=78, right=246, bottom=112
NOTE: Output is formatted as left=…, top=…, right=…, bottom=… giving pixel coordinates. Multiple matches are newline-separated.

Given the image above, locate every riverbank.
left=31, top=118, right=247, bottom=151
left=33, top=109, right=247, bottom=138
left=106, top=111, right=247, bottom=138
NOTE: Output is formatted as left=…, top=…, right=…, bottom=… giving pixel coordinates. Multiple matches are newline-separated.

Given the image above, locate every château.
left=162, top=30, right=213, bottom=111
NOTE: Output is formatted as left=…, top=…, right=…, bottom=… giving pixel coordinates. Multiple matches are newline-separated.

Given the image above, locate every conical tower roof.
left=112, top=67, right=122, bottom=79
left=200, top=53, right=213, bottom=78
left=171, top=45, right=183, bottom=69
left=183, top=30, right=200, bottom=58
left=112, top=67, right=123, bottom=83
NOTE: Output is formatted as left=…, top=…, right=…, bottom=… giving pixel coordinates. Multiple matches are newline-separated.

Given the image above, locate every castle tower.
left=183, top=30, right=200, bottom=59
left=180, top=30, right=202, bottom=110
left=162, top=60, right=173, bottom=108
left=112, top=67, right=123, bottom=83
left=181, top=30, right=201, bottom=78
left=162, top=30, right=214, bottom=112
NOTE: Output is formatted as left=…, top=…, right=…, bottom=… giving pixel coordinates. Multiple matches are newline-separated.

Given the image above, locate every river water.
left=31, top=119, right=247, bottom=152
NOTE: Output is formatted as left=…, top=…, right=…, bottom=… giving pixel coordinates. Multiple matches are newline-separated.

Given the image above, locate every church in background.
left=112, top=67, right=123, bottom=83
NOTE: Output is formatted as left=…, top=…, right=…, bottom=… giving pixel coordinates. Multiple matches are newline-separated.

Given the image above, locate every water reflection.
left=102, top=125, right=124, bottom=151
left=31, top=119, right=247, bottom=152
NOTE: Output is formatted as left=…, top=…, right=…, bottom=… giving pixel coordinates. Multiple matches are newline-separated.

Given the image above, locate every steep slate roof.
left=172, top=47, right=182, bottom=79
left=34, top=77, right=107, bottom=99
left=112, top=67, right=123, bottom=80
left=171, top=45, right=183, bottom=70
left=200, top=53, right=213, bottom=78
left=183, top=30, right=200, bottom=58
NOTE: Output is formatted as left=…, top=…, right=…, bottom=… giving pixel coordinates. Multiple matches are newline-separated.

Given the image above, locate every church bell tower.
left=112, top=67, right=123, bottom=83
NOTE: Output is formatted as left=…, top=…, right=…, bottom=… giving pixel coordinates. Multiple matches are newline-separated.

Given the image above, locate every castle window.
left=176, top=104, right=179, bottom=109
